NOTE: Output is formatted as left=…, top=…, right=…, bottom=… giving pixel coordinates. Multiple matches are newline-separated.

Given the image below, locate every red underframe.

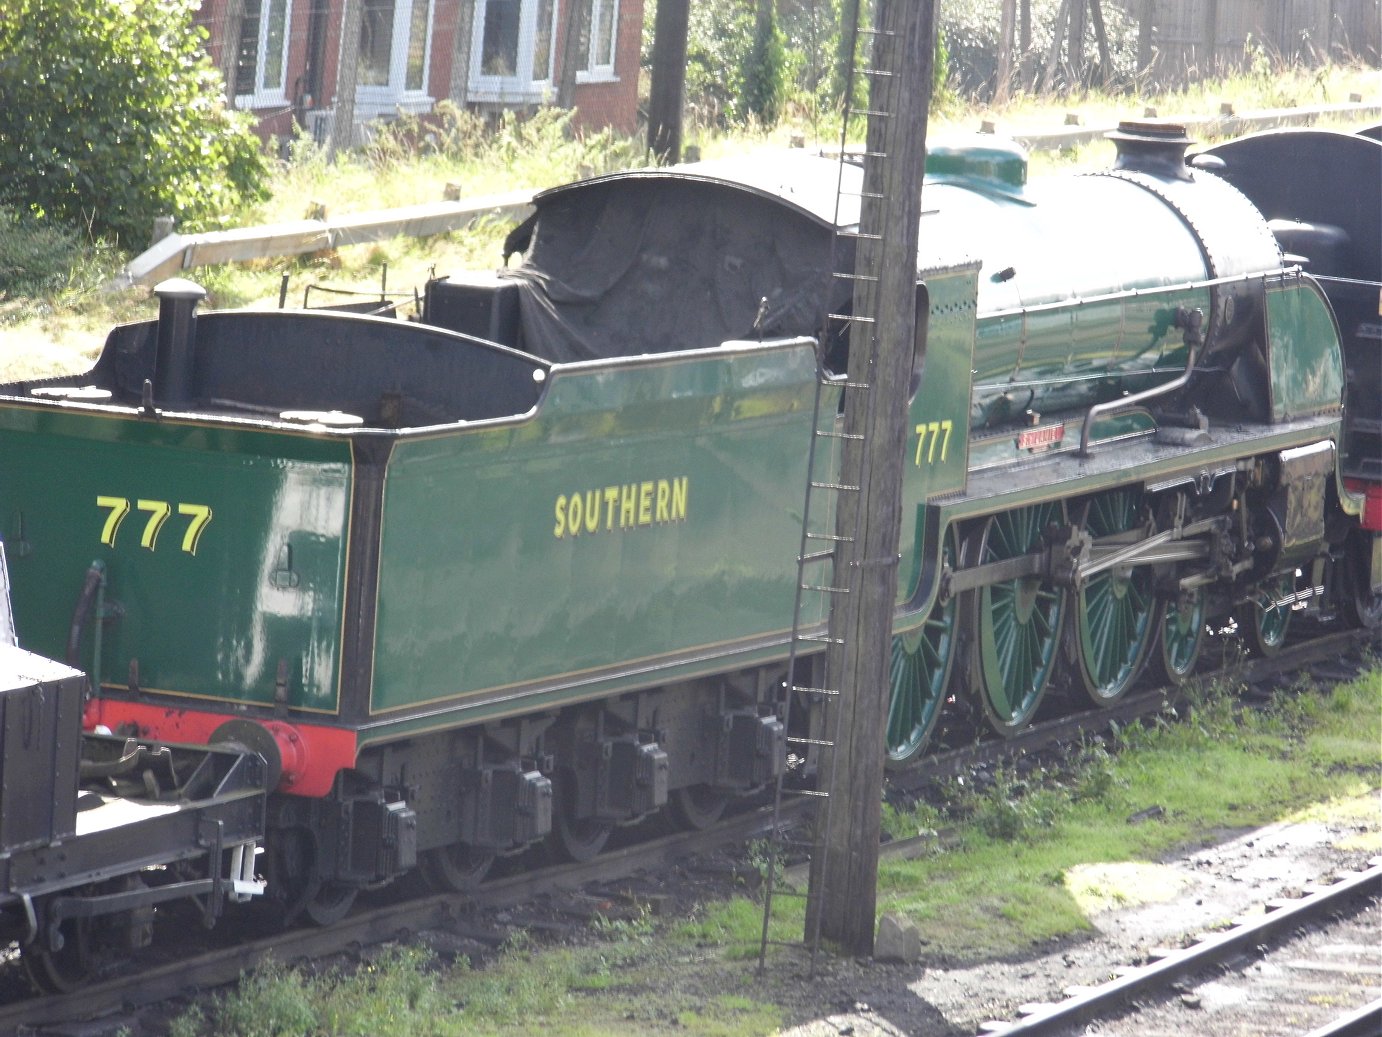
left=1345, top=479, right=1382, bottom=532
left=84, top=698, right=357, bottom=798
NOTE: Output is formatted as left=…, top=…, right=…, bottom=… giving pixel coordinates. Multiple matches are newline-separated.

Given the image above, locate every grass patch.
left=871, top=668, right=1381, bottom=963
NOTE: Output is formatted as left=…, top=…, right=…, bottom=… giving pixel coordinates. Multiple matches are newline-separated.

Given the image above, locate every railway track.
left=6, top=625, right=1376, bottom=1034
left=976, top=859, right=1381, bottom=1036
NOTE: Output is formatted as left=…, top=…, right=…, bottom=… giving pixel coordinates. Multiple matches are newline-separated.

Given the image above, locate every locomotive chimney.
left=1107, top=121, right=1195, bottom=180
left=152, top=277, right=206, bottom=406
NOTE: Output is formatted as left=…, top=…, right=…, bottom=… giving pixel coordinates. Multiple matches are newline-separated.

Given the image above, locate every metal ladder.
left=756, top=7, right=900, bottom=974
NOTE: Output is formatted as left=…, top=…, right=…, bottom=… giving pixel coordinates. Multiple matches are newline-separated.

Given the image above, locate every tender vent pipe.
left=152, top=277, right=206, bottom=406
left=1107, top=121, right=1195, bottom=181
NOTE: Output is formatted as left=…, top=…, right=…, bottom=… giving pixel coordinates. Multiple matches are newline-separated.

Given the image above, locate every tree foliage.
left=744, top=6, right=789, bottom=124
left=939, top=0, right=1140, bottom=97
left=0, top=0, right=268, bottom=246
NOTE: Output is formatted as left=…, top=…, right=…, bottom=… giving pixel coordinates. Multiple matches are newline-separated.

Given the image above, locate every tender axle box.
left=0, top=645, right=83, bottom=854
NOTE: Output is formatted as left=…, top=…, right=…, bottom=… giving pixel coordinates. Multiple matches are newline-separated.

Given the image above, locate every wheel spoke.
left=971, top=504, right=1066, bottom=733
left=886, top=530, right=958, bottom=765
left=1073, top=490, right=1155, bottom=704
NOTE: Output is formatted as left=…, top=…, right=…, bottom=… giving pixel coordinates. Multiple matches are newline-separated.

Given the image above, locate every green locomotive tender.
left=0, top=124, right=1375, bottom=948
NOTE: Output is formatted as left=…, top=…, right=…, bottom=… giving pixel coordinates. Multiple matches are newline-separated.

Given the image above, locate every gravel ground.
left=771, top=794, right=1380, bottom=1036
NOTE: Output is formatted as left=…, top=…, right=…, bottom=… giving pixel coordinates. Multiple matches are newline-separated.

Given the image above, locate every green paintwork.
left=886, top=527, right=958, bottom=765
left=0, top=406, right=351, bottom=711
left=972, top=501, right=1067, bottom=731
left=966, top=410, right=1158, bottom=474
left=1157, top=587, right=1205, bottom=685
left=369, top=341, right=825, bottom=714
left=926, top=137, right=1028, bottom=192
left=1073, top=488, right=1156, bottom=703
left=897, top=265, right=980, bottom=616
left=0, top=150, right=1351, bottom=757
left=918, top=175, right=1206, bottom=432
left=1267, top=278, right=1346, bottom=422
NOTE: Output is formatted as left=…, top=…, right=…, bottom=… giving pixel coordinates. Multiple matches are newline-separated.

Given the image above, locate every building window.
left=578, top=0, right=618, bottom=80
left=470, top=0, right=557, bottom=102
left=235, top=0, right=291, bottom=103
left=356, top=0, right=435, bottom=116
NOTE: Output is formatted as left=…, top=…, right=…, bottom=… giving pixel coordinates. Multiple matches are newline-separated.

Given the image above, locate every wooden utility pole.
left=646, top=0, right=690, bottom=163
left=1201, top=0, right=1220, bottom=77
left=805, top=0, right=936, bottom=957
left=995, top=0, right=1016, bottom=103
left=329, top=0, right=363, bottom=160
left=1070, top=0, right=1087, bottom=83
left=446, top=0, right=477, bottom=104
left=556, top=0, right=592, bottom=109
left=1138, top=0, right=1155, bottom=73
left=1041, top=0, right=1069, bottom=91
left=218, top=0, right=246, bottom=100
left=833, top=0, right=863, bottom=105
left=1089, top=0, right=1112, bottom=86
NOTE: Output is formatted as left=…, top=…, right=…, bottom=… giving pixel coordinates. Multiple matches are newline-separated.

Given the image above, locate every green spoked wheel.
left=886, top=530, right=959, bottom=767
left=1152, top=587, right=1206, bottom=686
left=1070, top=490, right=1157, bottom=705
left=1238, top=571, right=1296, bottom=657
left=970, top=503, right=1068, bottom=735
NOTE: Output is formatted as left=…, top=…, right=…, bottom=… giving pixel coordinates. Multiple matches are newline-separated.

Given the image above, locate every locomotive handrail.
left=1072, top=266, right=1308, bottom=457
left=982, top=265, right=1303, bottom=322
left=1078, top=307, right=1202, bottom=458
left=1310, top=273, right=1382, bottom=289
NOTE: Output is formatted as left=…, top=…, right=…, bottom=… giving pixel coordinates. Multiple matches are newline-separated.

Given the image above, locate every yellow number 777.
left=96, top=497, right=213, bottom=555
left=913, top=419, right=953, bottom=466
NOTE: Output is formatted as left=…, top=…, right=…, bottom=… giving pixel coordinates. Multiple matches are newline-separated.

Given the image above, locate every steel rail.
left=1301, top=998, right=1382, bottom=1037
left=979, top=859, right=1382, bottom=1035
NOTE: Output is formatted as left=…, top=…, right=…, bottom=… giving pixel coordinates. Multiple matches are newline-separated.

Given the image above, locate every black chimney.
left=152, top=278, right=206, bottom=406
left=1107, top=121, right=1196, bottom=181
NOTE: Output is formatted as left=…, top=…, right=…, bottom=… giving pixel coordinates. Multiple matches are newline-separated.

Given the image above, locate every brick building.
left=194, top=0, right=645, bottom=145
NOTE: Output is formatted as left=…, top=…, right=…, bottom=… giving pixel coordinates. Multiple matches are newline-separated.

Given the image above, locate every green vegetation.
left=0, top=0, right=267, bottom=247
left=169, top=664, right=1380, bottom=1035
left=0, top=59, right=1373, bottom=383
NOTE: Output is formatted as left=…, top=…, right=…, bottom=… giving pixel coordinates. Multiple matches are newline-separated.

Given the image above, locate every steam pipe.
left=1078, top=306, right=1202, bottom=457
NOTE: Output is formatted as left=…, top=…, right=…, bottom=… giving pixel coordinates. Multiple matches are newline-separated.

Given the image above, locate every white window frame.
left=575, top=0, right=618, bottom=84
left=468, top=0, right=558, bottom=104
left=234, top=0, right=293, bottom=107
left=355, top=0, right=436, bottom=119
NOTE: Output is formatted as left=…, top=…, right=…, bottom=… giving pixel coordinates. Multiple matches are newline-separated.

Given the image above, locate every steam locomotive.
left=0, top=121, right=1375, bottom=989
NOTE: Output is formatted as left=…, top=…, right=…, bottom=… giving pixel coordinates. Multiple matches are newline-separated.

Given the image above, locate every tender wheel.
left=23, top=915, right=95, bottom=994
left=969, top=503, right=1068, bottom=735
left=303, top=882, right=358, bottom=926
left=667, top=784, right=731, bottom=831
left=549, top=772, right=612, bottom=863
left=1152, top=587, right=1206, bottom=686
left=1237, top=571, right=1296, bottom=657
left=886, top=527, right=959, bottom=766
left=1340, top=530, right=1382, bottom=630
left=272, top=827, right=358, bottom=926
left=418, top=842, right=496, bottom=893
left=1069, top=490, right=1157, bottom=705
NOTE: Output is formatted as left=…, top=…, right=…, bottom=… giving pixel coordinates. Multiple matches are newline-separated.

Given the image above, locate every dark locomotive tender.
left=0, top=122, right=1377, bottom=988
